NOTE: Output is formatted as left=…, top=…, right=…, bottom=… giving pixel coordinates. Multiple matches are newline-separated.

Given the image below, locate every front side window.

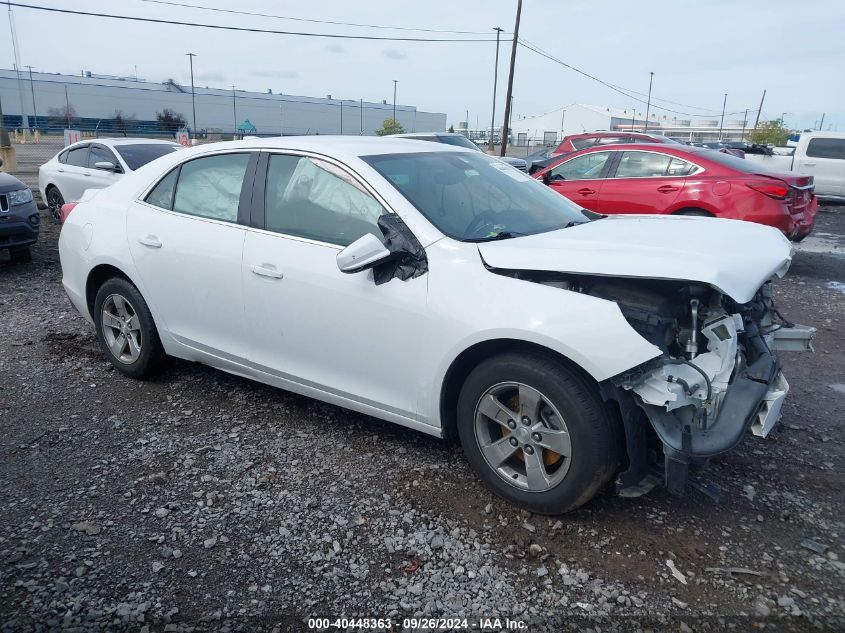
left=806, top=138, right=845, bottom=160
left=172, top=153, right=251, bottom=222
left=88, top=145, right=118, bottom=168
left=362, top=151, right=588, bottom=241
left=551, top=151, right=611, bottom=181
left=65, top=146, right=89, bottom=167
left=613, top=151, right=673, bottom=178
left=264, top=154, right=386, bottom=246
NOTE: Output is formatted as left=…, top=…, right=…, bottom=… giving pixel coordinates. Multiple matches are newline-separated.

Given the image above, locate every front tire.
left=46, top=186, right=64, bottom=222
left=93, top=278, right=166, bottom=379
left=457, top=352, right=621, bottom=515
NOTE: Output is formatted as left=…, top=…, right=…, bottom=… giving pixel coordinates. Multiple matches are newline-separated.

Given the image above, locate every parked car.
left=39, top=138, right=181, bottom=219
left=535, top=143, right=816, bottom=241
left=696, top=141, right=745, bottom=158
left=59, top=137, right=813, bottom=514
left=391, top=132, right=528, bottom=172
left=526, top=131, right=681, bottom=174
left=745, top=131, right=845, bottom=202
left=0, top=163, right=40, bottom=263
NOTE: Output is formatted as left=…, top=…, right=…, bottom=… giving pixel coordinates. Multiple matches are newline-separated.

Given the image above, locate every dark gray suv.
left=0, top=170, right=40, bottom=263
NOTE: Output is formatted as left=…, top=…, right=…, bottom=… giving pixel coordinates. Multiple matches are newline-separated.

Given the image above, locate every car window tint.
left=88, top=145, right=118, bottom=168
left=570, top=138, right=597, bottom=150
left=58, top=150, right=69, bottom=164
left=65, top=146, right=89, bottom=167
left=144, top=168, right=179, bottom=210
left=264, top=154, right=386, bottom=246
left=806, top=138, right=845, bottom=160
left=116, top=144, right=180, bottom=170
left=667, top=157, right=695, bottom=176
left=172, top=153, right=250, bottom=222
left=594, top=136, right=630, bottom=146
left=551, top=152, right=611, bottom=180
left=614, top=151, right=673, bottom=178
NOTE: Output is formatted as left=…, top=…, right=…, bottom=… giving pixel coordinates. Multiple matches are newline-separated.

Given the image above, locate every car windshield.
left=362, top=151, right=589, bottom=241
left=436, top=135, right=482, bottom=151
left=115, top=144, right=180, bottom=170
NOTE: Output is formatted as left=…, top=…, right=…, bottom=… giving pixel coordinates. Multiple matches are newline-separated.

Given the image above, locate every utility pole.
left=340, top=100, right=343, bottom=135
left=741, top=108, right=748, bottom=141
left=718, top=93, right=727, bottom=140
left=752, top=89, right=766, bottom=133
left=64, top=85, right=70, bottom=128
left=186, top=53, right=197, bottom=134
left=280, top=104, right=283, bottom=136
left=500, top=0, right=522, bottom=157
left=360, top=98, right=363, bottom=135
left=466, top=109, right=469, bottom=137
left=231, top=86, right=237, bottom=137
left=488, top=26, right=503, bottom=152
left=644, top=72, right=654, bottom=132
left=819, top=113, right=825, bottom=131
left=392, top=80, right=397, bottom=123
left=25, top=65, right=37, bottom=127
left=0, top=93, right=10, bottom=147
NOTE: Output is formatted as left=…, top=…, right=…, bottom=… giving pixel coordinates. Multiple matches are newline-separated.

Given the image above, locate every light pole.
left=644, top=71, right=654, bottom=132
left=186, top=53, right=197, bottom=134
left=231, top=86, right=238, bottom=137
left=392, top=80, right=397, bottom=124
left=339, top=100, right=343, bottom=135
left=500, top=0, right=522, bottom=157
left=466, top=109, right=469, bottom=138
left=718, top=93, right=727, bottom=141
left=488, top=26, right=503, bottom=152
left=0, top=93, right=10, bottom=147
left=25, top=65, right=37, bottom=127
left=360, top=98, right=364, bottom=135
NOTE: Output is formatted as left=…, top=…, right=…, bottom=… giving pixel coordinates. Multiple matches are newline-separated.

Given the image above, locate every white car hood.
left=477, top=215, right=793, bottom=303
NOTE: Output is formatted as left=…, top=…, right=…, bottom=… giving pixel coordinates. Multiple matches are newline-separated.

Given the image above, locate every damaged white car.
left=58, top=137, right=815, bottom=514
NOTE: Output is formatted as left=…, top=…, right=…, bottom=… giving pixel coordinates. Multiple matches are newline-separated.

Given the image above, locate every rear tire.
left=93, top=277, right=166, bottom=379
left=457, top=352, right=621, bottom=515
left=10, top=247, right=32, bottom=264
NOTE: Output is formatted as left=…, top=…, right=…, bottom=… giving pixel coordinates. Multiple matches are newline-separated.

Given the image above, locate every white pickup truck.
left=745, top=131, right=845, bottom=201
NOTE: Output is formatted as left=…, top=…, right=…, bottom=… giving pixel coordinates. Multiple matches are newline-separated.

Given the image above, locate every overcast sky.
left=2, top=0, right=843, bottom=131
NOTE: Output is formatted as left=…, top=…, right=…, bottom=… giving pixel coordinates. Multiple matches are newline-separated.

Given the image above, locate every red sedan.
left=534, top=143, right=816, bottom=240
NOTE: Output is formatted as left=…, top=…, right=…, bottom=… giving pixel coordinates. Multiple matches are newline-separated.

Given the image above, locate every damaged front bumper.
left=609, top=311, right=815, bottom=497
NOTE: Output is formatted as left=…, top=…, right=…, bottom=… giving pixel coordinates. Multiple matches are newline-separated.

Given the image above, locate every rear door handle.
left=251, top=264, right=284, bottom=279
left=657, top=185, right=679, bottom=193
left=577, top=188, right=597, bottom=195
left=57, top=168, right=65, bottom=173
left=83, top=171, right=92, bottom=177
left=803, top=162, right=816, bottom=166
left=138, top=235, right=162, bottom=248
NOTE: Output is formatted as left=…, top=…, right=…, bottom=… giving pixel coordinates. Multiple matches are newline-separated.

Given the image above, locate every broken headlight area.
left=603, top=279, right=815, bottom=497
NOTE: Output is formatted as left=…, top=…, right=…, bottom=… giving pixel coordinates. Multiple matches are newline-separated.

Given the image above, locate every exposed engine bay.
left=494, top=268, right=816, bottom=497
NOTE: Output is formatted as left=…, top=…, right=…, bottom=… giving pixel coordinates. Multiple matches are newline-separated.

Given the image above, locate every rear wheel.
left=46, top=187, right=64, bottom=222
left=9, top=246, right=32, bottom=264
left=457, top=352, right=621, bottom=515
left=93, top=277, right=166, bottom=379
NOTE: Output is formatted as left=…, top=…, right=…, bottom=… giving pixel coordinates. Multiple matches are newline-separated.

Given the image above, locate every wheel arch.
left=670, top=204, right=716, bottom=217
left=439, top=338, right=601, bottom=443
left=85, top=263, right=134, bottom=318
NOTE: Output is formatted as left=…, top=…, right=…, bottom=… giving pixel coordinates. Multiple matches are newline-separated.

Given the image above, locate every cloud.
left=325, top=44, right=345, bottom=54
left=381, top=49, right=408, bottom=61
left=194, top=71, right=225, bottom=82
left=249, top=69, right=301, bottom=79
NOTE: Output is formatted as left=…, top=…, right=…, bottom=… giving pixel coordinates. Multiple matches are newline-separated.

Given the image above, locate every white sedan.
left=58, top=136, right=813, bottom=514
left=38, top=138, right=181, bottom=219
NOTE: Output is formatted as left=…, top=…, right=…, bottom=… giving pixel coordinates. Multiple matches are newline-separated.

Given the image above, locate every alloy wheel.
left=100, top=294, right=142, bottom=364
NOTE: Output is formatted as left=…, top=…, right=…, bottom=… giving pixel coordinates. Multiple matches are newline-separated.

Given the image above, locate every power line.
left=518, top=38, right=752, bottom=119
left=135, top=0, right=503, bottom=36
left=6, top=3, right=499, bottom=42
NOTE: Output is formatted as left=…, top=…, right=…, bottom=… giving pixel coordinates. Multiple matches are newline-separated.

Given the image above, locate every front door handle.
left=251, top=264, right=284, bottom=279
left=657, top=184, right=679, bottom=193
left=138, top=235, right=162, bottom=248
left=577, top=187, right=597, bottom=195
left=803, top=162, right=816, bottom=166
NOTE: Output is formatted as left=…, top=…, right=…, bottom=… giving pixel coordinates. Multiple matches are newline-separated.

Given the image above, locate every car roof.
left=65, top=138, right=181, bottom=150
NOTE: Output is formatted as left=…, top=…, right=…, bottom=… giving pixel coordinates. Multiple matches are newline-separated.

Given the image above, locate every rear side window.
left=667, top=157, right=696, bottom=176
left=570, top=138, right=598, bottom=150
left=145, top=168, right=179, bottom=210
left=172, top=153, right=251, bottom=222
left=65, top=146, right=89, bottom=167
left=613, top=151, right=673, bottom=178
left=58, top=150, right=69, bottom=164
left=806, top=138, right=845, bottom=160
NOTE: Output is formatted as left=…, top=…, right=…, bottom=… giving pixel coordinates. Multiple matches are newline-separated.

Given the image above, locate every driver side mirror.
left=94, top=161, right=118, bottom=172
left=337, top=233, right=392, bottom=274
left=542, top=171, right=552, bottom=186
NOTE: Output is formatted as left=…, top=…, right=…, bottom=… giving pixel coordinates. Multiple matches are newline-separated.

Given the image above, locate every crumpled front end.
left=608, top=281, right=815, bottom=496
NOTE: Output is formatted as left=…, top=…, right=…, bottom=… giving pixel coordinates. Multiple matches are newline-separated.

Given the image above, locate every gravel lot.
left=1, top=206, right=843, bottom=632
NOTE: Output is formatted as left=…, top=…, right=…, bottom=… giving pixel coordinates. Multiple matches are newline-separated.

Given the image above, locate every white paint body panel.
left=58, top=136, right=792, bottom=438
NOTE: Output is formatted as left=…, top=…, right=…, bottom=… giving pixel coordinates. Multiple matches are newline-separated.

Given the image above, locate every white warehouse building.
left=509, top=103, right=751, bottom=146
left=0, top=68, right=447, bottom=136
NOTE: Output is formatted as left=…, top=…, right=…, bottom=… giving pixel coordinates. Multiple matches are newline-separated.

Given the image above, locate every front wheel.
left=457, top=352, right=621, bottom=515
left=46, top=187, right=64, bottom=222
left=93, top=277, right=166, bottom=379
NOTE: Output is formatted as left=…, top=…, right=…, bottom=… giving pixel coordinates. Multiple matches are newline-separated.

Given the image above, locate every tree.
left=109, top=109, right=136, bottom=136
left=156, top=108, right=187, bottom=134
left=746, top=119, right=790, bottom=146
left=375, top=118, right=405, bottom=136
left=47, top=104, right=77, bottom=129
left=448, top=124, right=455, bottom=133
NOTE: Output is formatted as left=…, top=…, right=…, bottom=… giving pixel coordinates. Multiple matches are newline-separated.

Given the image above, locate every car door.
left=57, top=145, right=91, bottom=201
left=543, top=150, right=613, bottom=211
left=86, top=143, right=123, bottom=191
left=597, top=150, right=686, bottom=215
left=797, top=137, right=845, bottom=196
left=126, top=151, right=258, bottom=359
left=241, top=152, right=427, bottom=421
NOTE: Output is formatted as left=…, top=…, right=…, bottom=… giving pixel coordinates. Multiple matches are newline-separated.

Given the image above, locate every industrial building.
left=0, top=68, right=447, bottom=136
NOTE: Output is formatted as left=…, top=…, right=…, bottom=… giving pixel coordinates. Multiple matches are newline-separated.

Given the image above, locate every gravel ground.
left=1, top=207, right=843, bottom=632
